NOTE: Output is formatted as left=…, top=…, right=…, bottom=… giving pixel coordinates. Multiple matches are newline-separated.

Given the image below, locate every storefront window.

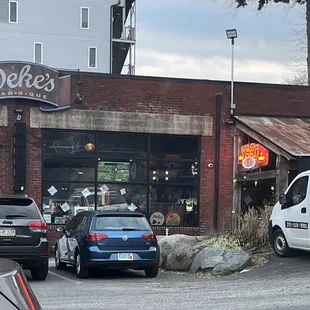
left=150, top=135, right=198, bottom=160
left=149, top=185, right=198, bottom=226
left=97, top=132, right=148, bottom=159
left=42, top=131, right=95, bottom=156
left=42, top=130, right=200, bottom=227
left=42, top=182, right=96, bottom=224
left=149, top=160, right=198, bottom=184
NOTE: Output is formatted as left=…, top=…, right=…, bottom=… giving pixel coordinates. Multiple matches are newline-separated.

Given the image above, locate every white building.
left=0, top=0, right=136, bottom=74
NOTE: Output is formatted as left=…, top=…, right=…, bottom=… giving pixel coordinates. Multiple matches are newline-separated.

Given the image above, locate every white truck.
left=269, top=170, right=310, bottom=257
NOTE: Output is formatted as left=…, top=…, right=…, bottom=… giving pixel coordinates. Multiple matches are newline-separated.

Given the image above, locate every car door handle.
left=301, top=207, right=307, bottom=213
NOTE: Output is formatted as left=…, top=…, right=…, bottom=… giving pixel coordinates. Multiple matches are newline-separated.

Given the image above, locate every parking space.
left=29, top=254, right=310, bottom=310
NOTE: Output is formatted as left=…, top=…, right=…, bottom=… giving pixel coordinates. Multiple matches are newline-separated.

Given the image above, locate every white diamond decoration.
left=120, top=188, right=126, bottom=195
left=48, top=186, right=57, bottom=196
left=82, top=188, right=91, bottom=197
left=100, top=184, right=109, bottom=193
left=60, top=202, right=70, bottom=213
left=128, top=203, right=137, bottom=211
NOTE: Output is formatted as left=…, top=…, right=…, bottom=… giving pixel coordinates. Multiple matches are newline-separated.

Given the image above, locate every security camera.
left=208, top=163, right=213, bottom=168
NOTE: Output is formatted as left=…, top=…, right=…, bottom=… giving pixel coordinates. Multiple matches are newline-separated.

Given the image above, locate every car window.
left=66, top=215, right=81, bottom=231
left=91, top=215, right=151, bottom=231
left=0, top=198, right=40, bottom=219
left=77, top=215, right=87, bottom=231
left=286, top=176, right=309, bottom=207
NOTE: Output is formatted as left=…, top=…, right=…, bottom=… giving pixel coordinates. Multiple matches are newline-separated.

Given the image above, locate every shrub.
left=234, top=205, right=273, bottom=248
left=201, top=232, right=239, bottom=249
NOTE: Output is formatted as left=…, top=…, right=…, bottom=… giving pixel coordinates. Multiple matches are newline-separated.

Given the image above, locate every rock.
left=158, top=234, right=200, bottom=269
left=212, top=248, right=251, bottom=276
left=189, top=246, right=225, bottom=273
left=165, top=243, right=206, bottom=271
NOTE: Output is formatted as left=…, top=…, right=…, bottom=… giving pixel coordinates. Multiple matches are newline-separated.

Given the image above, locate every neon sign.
left=238, top=143, right=269, bottom=170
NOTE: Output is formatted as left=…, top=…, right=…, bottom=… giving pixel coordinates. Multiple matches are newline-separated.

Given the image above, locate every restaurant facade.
left=1, top=61, right=310, bottom=248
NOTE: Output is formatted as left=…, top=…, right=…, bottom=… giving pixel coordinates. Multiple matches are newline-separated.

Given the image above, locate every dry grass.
left=234, top=205, right=273, bottom=248
left=200, top=233, right=239, bottom=249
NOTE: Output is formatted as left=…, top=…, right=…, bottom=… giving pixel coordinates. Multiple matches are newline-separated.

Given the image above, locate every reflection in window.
left=150, top=161, right=198, bottom=184
left=149, top=185, right=198, bottom=226
left=287, top=176, right=308, bottom=207
left=42, top=131, right=95, bottom=156
left=42, top=182, right=95, bottom=224
left=97, top=184, right=147, bottom=214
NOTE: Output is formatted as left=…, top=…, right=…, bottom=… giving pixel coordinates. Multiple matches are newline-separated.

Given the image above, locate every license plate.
left=118, top=253, right=134, bottom=261
left=0, top=228, right=15, bottom=237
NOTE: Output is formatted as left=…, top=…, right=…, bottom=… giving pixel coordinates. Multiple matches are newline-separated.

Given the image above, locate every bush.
left=201, top=233, right=239, bottom=249
left=234, top=205, right=273, bottom=248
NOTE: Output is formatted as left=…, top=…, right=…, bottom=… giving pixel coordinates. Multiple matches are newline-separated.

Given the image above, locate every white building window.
left=9, top=1, right=18, bottom=23
left=34, top=43, right=43, bottom=64
left=88, top=47, right=97, bottom=68
left=81, top=7, right=89, bottom=29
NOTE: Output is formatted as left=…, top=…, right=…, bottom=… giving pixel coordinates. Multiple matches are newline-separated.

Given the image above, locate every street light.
left=226, top=29, right=237, bottom=116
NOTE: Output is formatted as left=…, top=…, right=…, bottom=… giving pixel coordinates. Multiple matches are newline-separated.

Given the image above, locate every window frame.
left=80, top=7, right=89, bottom=29
left=33, top=42, right=43, bottom=64
left=88, top=47, right=97, bottom=69
left=9, top=0, right=18, bottom=23
left=286, top=176, right=309, bottom=208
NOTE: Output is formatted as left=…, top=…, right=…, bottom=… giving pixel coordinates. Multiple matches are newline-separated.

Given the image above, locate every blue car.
left=54, top=210, right=160, bottom=278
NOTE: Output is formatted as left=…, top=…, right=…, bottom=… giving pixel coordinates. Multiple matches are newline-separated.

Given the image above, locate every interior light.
left=271, top=186, right=275, bottom=191
left=255, top=180, right=258, bottom=186
left=152, top=177, right=156, bottom=181
left=165, top=177, right=169, bottom=181
left=130, top=159, right=133, bottom=162
left=78, top=171, right=83, bottom=175
left=165, top=171, right=169, bottom=175
left=153, top=171, right=156, bottom=175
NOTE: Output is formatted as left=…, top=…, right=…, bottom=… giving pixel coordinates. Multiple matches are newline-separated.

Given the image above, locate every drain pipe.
left=213, top=93, right=222, bottom=231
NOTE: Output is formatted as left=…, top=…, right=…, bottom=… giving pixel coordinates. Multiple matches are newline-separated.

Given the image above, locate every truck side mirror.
left=279, top=194, right=288, bottom=206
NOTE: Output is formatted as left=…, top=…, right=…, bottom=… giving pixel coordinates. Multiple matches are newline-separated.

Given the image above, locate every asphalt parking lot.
left=29, top=252, right=310, bottom=310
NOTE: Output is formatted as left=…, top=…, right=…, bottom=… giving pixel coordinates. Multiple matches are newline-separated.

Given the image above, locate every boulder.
left=189, top=246, right=225, bottom=273
left=212, top=248, right=251, bottom=276
left=165, top=243, right=206, bottom=271
left=158, top=234, right=202, bottom=271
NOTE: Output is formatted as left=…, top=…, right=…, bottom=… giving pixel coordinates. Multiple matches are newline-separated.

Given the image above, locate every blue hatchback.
left=54, top=210, right=160, bottom=278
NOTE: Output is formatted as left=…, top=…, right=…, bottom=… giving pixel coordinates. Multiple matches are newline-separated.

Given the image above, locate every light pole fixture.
left=226, top=29, right=237, bottom=116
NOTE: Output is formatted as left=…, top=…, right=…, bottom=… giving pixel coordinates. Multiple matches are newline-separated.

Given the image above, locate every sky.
left=133, top=0, right=306, bottom=84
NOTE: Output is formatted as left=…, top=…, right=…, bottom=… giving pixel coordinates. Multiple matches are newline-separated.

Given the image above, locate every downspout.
left=110, top=0, right=121, bottom=74
left=213, top=93, right=222, bottom=231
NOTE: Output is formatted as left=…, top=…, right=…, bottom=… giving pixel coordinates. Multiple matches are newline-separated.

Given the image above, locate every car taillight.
left=16, top=272, right=36, bottom=310
left=28, top=221, right=47, bottom=233
left=142, top=234, right=157, bottom=241
left=85, top=233, right=108, bottom=241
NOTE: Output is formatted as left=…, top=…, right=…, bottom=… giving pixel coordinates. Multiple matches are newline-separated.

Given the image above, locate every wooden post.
left=232, top=128, right=241, bottom=230
left=276, top=155, right=289, bottom=202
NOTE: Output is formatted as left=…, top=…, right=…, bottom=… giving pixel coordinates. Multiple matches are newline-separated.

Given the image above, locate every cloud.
left=134, top=27, right=295, bottom=83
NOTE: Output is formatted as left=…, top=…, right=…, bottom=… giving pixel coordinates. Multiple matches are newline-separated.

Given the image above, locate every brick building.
left=1, top=61, right=310, bottom=248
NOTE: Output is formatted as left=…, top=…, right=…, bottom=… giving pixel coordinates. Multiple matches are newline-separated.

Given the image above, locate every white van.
left=269, top=170, right=310, bottom=257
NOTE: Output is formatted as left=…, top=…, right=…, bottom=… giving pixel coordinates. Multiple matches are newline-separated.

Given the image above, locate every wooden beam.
left=276, top=156, right=289, bottom=201
left=235, top=122, right=293, bottom=161
left=235, top=169, right=277, bottom=182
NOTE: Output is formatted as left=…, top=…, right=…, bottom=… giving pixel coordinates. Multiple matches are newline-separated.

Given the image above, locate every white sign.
left=100, top=184, right=109, bottom=193
left=120, top=188, right=126, bottom=195
left=128, top=203, right=137, bottom=211
left=60, top=202, right=70, bottom=213
left=242, top=157, right=256, bottom=169
left=150, top=212, right=165, bottom=226
left=48, top=185, right=57, bottom=196
left=82, top=188, right=91, bottom=197
left=43, top=214, right=51, bottom=224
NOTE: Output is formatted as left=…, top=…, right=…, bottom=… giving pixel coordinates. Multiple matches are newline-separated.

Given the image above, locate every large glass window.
left=42, top=130, right=200, bottom=227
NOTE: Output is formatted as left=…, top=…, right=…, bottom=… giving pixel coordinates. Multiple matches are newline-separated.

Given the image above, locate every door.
left=58, top=215, right=81, bottom=262
left=283, top=175, right=310, bottom=248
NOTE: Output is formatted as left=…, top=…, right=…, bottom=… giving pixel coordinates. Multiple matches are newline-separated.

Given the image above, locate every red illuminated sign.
left=238, top=143, right=269, bottom=170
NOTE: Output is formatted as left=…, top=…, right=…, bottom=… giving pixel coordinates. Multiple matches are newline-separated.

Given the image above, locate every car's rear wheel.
left=144, top=266, right=159, bottom=278
left=75, top=251, right=88, bottom=279
left=55, top=246, right=66, bottom=270
left=31, top=259, right=48, bottom=281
